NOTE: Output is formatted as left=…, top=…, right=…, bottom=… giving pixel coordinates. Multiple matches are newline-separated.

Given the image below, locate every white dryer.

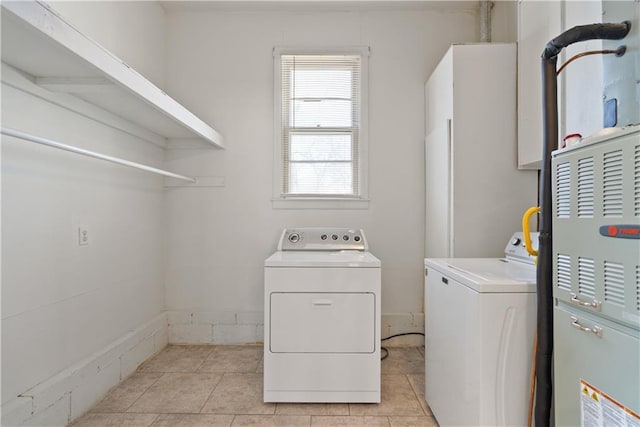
left=424, top=232, right=538, bottom=426
left=264, top=228, right=381, bottom=403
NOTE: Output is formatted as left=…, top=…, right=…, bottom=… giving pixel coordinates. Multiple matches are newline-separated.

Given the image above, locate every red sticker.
left=608, top=225, right=618, bottom=236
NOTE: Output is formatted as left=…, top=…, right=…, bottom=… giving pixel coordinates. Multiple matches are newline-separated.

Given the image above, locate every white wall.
left=47, top=0, right=166, bottom=88
left=1, top=1, right=168, bottom=423
left=162, top=4, right=481, bottom=342
left=492, top=0, right=518, bottom=42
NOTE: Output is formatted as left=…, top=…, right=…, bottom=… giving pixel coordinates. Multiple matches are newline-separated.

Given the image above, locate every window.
left=273, top=47, right=369, bottom=208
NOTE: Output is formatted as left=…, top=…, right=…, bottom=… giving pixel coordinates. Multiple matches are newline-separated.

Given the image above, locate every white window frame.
left=272, top=46, right=370, bottom=209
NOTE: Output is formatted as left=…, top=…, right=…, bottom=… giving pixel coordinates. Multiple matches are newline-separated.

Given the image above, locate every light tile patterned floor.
left=72, top=345, right=436, bottom=427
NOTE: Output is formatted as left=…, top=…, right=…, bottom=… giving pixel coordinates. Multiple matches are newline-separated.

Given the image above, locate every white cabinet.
left=424, top=43, right=538, bottom=258
left=517, top=1, right=561, bottom=169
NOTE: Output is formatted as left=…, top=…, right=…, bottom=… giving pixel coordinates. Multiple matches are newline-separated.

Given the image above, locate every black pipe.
left=537, top=57, right=558, bottom=427
left=536, top=21, right=631, bottom=427
left=542, top=21, right=631, bottom=60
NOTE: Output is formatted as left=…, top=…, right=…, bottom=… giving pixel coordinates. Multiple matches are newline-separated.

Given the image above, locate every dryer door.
left=269, top=292, right=375, bottom=353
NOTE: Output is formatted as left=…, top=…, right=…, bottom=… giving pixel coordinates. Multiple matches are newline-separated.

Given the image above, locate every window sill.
left=272, top=197, right=370, bottom=210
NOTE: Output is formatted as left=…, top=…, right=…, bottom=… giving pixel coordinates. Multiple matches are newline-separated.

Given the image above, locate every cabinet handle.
left=570, top=316, right=603, bottom=338
left=446, top=118, right=454, bottom=258
left=311, top=299, right=333, bottom=306
left=570, top=293, right=602, bottom=311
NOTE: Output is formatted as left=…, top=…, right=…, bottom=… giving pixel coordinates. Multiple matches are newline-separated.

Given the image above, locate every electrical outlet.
left=78, top=227, right=89, bottom=246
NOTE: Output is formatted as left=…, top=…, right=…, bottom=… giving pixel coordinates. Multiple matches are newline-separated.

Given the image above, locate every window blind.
left=280, top=54, right=361, bottom=196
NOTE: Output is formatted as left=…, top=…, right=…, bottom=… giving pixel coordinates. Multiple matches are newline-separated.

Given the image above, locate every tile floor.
left=72, top=345, right=436, bottom=427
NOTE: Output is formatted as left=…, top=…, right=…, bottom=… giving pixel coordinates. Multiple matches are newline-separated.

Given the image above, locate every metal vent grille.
left=556, top=163, right=571, bottom=219
left=557, top=254, right=572, bottom=292
left=604, top=261, right=625, bottom=306
left=635, top=144, right=639, bottom=216
left=578, top=257, right=595, bottom=298
left=603, top=150, right=623, bottom=217
left=577, top=157, right=594, bottom=218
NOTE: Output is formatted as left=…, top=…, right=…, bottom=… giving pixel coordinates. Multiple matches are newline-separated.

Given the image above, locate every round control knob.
left=343, top=235, right=349, bottom=241
left=331, top=234, right=338, bottom=240
left=288, top=233, right=300, bottom=243
left=321, top=234, right=328, bottom=240
left=511, top=237, right=521, bottom=246
left=354, top=236, right=361, bottom=242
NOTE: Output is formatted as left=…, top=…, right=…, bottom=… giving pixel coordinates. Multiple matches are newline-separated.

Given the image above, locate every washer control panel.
left=278, top=228, right=367, bottom=251
left=504, top=231, right=539, bottom=264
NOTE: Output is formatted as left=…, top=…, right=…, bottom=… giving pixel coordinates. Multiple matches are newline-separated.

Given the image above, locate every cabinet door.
left=425, top=48, right=452, bottom=136
left=424, top=119, right=452, bottom=258
left=517, top=0, right=561, bottom=169
left=425, top=49, right=454, bottom=258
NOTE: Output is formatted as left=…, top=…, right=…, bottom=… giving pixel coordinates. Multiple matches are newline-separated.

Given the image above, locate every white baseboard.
left=167, top=310, right=424, bottom=347
left=1, top=313, right=168, bottom=427
left=166, top=309, right=263, bottom=345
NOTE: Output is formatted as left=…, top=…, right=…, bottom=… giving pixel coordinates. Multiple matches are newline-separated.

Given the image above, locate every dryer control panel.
left=278, top=228, right=367, bottom=251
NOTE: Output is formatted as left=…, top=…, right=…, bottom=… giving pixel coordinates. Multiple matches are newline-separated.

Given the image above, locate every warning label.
left=581, top=379, right=640, bottom=427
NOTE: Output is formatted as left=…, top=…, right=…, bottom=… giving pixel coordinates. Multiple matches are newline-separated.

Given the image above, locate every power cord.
left=380, top=332, right=425, bottom=361
left=381, top=347, right=389, bottom=360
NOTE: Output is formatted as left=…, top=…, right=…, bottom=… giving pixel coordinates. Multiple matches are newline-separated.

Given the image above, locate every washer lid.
left=424, top=258, right=536, bottom=293
left=265, top=250, right=381, bottom=268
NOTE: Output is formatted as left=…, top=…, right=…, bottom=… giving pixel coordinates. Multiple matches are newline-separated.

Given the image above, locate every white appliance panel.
left=425, top=265, right=478, bottom=425
left=554, top=303, right=640, bottom=426
left=270, top=292, right=375, bottom=353
left=264, top=250, right=380, bottom=268
left=425, top=258, right=536, bottom=293
left=425, top=265, right=536, bottom=426
left=265, top=267, right=379, bottom=293
left=551, top=127, right=640, bottom=424
left=264, top=228, right=381, bottom=403
left=264, top=354, right=380, bottom=393
left=424, top=233, right=537, bottom=426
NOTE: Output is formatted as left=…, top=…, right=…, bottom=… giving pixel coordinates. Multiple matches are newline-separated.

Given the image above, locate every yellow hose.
left=528, top=331, right=538, bottom=427
left=523, top=206, right=541, bottom=426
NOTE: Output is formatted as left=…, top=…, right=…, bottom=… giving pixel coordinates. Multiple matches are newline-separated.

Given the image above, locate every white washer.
left=424, top=232, right=538, bottom=426
left=264, top=228, right=381, bottom=403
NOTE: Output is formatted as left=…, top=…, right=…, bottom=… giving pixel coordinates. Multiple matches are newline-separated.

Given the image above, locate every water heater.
left=602, top=1, right=640, bottom=127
